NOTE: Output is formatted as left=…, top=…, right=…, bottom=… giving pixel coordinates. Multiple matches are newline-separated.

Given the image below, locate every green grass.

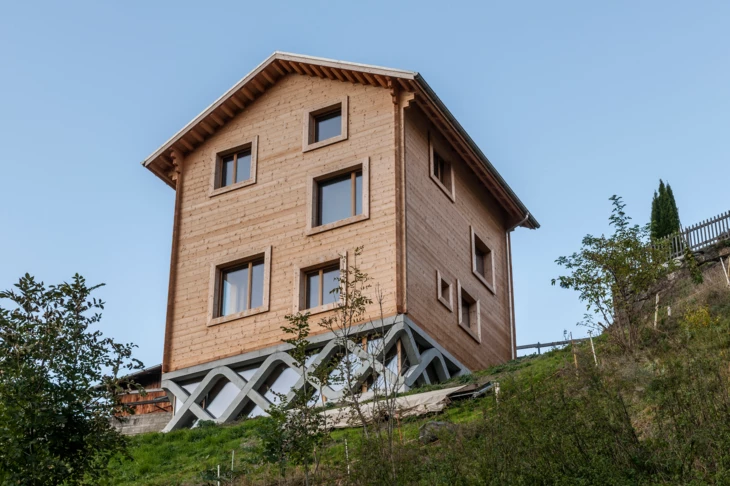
left=106, top=264, right=730, bottom=485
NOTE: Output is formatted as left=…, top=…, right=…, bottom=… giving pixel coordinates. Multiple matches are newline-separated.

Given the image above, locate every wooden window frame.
left=428, top=134, right=455, bottom=202
left=457, top=280, right=481, bottom=343
left=470, top=226, right=496, bottom=295
left=305, top=157, right=370, bottom=236
left=209, top=136, right=259, bottom=197
left=302, top=97, right=348, bottom=152
left=436, top=270, right=453, bottom=312
left=293, top=250, right=347, bottom=316
left=207, top=246, right=271, bottom=327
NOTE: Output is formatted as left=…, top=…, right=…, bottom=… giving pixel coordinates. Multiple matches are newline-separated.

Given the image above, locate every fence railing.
left=660, top=210, right=730, bottom=259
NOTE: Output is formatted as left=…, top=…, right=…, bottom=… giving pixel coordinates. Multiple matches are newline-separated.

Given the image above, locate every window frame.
left=436, top=270, right=453, bottom=312
left=470, top=226, right=496, bottom=294
left=207, top=246, right=271, bottom=327
left=428, top=133, right=455, bottom=202
left=209, top=136, right=259, bottom=197
left=305, top=157, right=370, bottom=236
left=302, top=97, right=349, bottom=152
left=293, top=251, right=348, bottom=315
left=457, top=280, right=481, bottom=343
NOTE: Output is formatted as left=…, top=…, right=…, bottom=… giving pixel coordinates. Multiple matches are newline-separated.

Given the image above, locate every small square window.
left=436, top=270, right=453, bottom=312
left=208, top=246, right=271, bottom=326
left=429, top=135, right=455, bottom=202
left=302, top=97, right=348, bottom=152
left=210, top=136, right=258, bottom=197
left=457, top=281, right=481, bottom=343
left=313, top=109, right=342, bottom=143
left=471, top=226, right=495, bottom=294
left=306, top=158, right=370, bottom=236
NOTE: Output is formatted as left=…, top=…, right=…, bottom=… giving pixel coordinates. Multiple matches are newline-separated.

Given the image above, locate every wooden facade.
left=143, top=52, right=538, bottom=378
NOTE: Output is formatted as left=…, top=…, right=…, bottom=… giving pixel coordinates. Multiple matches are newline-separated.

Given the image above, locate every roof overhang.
left=141, top=52, right=538, bottom=229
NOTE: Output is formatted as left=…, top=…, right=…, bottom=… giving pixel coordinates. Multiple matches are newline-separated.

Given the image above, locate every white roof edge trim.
left=141, top=52, right=417, bottom=167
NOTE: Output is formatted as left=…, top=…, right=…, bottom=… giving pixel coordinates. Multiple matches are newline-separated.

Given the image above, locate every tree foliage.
left=0, top=274, right=144, bottom=485
left=553, top=196, right=676, bottom=351
left=650, top=179, right=681, bottom=240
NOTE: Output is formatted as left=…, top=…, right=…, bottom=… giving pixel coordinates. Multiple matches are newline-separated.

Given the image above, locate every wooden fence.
left=660, top=210, right=730, bottom=259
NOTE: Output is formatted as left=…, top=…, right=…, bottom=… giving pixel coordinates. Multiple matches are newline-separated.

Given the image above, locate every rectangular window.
left=219, top=258, right=265, bottom=317
left=436, top=270, right=453, bottom=312
left=471, top=226, right=495, bottom=294
left=433, top=151, right=452, bottom=188
left=304, top=264, right=341, bottom=310
left=316, top=170, right=363, bottom=226
left=429, top=136, right=455, bottom=202
left=208, top=246, right=271, bottom=326
left=457, top=281, right=481, bottom=343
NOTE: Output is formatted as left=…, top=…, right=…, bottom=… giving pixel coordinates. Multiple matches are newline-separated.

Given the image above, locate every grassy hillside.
left=106, top=261, right=730, bottom=485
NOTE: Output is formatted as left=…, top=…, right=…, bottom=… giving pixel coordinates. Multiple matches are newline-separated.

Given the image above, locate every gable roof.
left=141, top=52, right=539, bottom=229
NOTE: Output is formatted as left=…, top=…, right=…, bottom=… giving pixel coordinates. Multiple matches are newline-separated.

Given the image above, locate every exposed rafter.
left=140, top=51, right=538, bottom=229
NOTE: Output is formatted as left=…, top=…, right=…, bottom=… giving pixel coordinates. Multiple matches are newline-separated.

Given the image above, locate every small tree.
left=259, top=312, right=328, bottom=485
left=0, top=274, right=144, bottom=485
left=553, top=196, right=676, bottom=352
left=650, top=179, right=681, bottom=240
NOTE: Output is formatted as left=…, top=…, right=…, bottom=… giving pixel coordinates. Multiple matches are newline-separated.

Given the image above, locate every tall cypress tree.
left=650, top=179, right=681, bottom=240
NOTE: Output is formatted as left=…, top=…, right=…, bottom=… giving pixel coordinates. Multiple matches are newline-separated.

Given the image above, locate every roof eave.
left=413, top=74, right=539, bottom=230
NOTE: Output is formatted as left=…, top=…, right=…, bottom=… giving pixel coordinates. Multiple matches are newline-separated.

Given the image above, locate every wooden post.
left=588, top=331, right=598, bottom=366
left=570, top=333, right=578, bottom=372
left=720, top=255, right=730, bottom=288
left=654, top=293, right=659, bottom=329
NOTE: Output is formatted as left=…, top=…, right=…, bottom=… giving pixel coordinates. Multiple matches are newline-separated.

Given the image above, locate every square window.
left=210, top=136, right=258, bottom=197
left=306, top=158, right=370, bottom=236
left=471, top=226, right=495, bottom=294
left=293, top=252, right=347, bottom=315
left=302, top=97, right=348, bottom=152
left=429, top=135, right=455, bottom=202
left=316, top=170, right=363, bottom=226
left=208, top=247, right=271, bottom=326
left=457, top=281, right=481, bottom=343
left=313, top=109, right=342, bottom=143
left=436, top=270, right=453, bottom=312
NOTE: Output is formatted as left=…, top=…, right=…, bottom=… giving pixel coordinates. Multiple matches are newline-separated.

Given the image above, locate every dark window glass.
left=475, top=247, right=486, bottom=277
left=322, top=265, right=340, bottom=305
left=305, top=271, right=320, bottom=310
left=221, top=264, right=249, bottom=317
left=461, top=297, right=471, bottom=329
left=318, top=174, right=351, bottom=225
left=314, top=109, right=341, bottom=142
left=236, top=149, right=252, bottom=183
left=354, top=171, right=363, bottom=216
left=433, top=151, right=451, bottom=188
left=440, top=279, right=450, bottom=299
left=249, top=259, right=265, bottom=308
left=221, top=155, right=235, bottom=188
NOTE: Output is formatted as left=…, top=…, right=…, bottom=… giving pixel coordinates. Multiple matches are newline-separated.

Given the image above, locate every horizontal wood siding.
left=404, top=105, right=512, bottom=370
left=168, top=74, right=397, bottom=371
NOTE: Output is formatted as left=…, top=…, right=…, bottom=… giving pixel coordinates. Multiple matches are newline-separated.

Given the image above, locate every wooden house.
left=141, top=53, right=538, bottom=430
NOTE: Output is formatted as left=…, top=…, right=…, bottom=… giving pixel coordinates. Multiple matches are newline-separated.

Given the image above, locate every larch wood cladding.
left=167, top=74, right=398, bottom=372
left=403, top=105, right=513, bottom=371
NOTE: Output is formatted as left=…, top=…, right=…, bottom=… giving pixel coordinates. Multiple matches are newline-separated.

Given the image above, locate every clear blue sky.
left=1, top=1, right=728, bottom=366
